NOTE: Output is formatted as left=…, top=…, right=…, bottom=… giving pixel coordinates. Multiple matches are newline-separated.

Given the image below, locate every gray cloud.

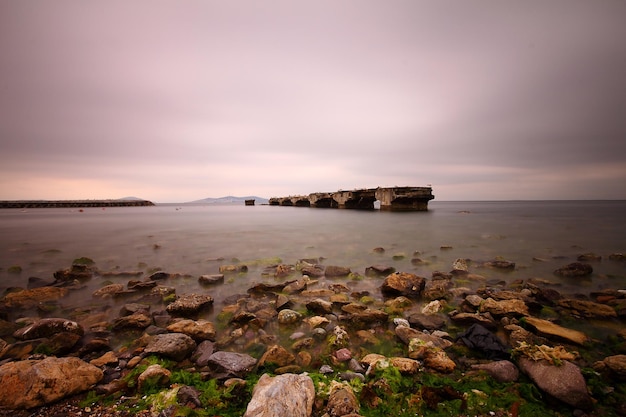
left=1, top=0, right=625, bottom=202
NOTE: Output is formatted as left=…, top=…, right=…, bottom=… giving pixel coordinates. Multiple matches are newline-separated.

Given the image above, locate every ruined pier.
left=269, top=186, right=434, bottom=211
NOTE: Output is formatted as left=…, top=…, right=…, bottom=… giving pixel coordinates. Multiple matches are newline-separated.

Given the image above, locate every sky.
left=1, top=1, right=625, bottom=203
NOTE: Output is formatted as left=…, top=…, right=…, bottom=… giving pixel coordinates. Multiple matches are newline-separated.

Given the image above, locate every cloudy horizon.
left=1, top=1, right=625, bottom=203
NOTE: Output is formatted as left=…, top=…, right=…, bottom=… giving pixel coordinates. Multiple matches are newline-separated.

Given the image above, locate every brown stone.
left=0, top=357, right=103, bottom=409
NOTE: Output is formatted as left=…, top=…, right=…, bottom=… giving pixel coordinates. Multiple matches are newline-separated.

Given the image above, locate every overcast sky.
left=1, top=1, right=625, bottom=203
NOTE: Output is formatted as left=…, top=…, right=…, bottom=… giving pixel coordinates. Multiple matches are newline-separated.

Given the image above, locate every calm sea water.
left=1, top=201, right=625, bottom=314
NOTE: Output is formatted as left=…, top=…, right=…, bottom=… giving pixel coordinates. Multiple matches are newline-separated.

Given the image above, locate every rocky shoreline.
left=1, top=252, right=625, bottom=416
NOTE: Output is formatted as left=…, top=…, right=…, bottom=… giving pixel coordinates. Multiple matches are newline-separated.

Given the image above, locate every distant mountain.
left=117, top=196, right=146, bottom=201
left=189, top=196, right=269, bottom=204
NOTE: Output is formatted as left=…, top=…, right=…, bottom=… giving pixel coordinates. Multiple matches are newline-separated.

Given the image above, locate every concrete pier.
left=269, top=186, right=434, bottom=211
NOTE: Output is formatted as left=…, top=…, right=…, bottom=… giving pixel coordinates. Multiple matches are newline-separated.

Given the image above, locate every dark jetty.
left=0, top=199, right=155, bottom=209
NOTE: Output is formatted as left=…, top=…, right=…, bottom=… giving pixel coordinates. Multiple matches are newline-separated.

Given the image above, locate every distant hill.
left=117, top=196, right=145, bottom=201
left=189, top=196, right=269, bottom=204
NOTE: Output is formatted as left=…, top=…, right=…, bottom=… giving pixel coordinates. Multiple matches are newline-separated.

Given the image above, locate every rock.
left=137, top=364, right=171, bottom=393
left=277, top=309, right=302, bottom=325
left=594, top=354, right=626, bottom=381
left=422, top=279, right=453, bottom=301
left=472, top=360, right=519, bottom=382
left=479, top=297, right=528, bottom=317
left=219, top=264, right=248, bottom=273
left=451, top=258, right=469, bottom=273
left=198, top=274, right=224, bottom=285
left=208, top=351, right=257, bottom=378
left=340, top=307, right=389, bottom=325
left=325, top=265, right=351, bottom=277
left=1, top=286, right=68, bottom=309
left=274, top=264, right=296, bottom=278
left=90, top=351, right=118, bottom=367
left=395, top=326, right=452, bottom=349
left=0, top=357, right=103, bottom=409
left=53, top=264, right=94, bottom=282
left=518, top=357, right=593, bottom=410
left=306, top=316, right=330, bottom=329
left=144, top=333, right=197, bottom=361
left=389, top=357, right=421, bottom=374
left=484, top=259, right=516, bottom=270
left=27, top=276, right=55, bottom=289
left=178, top=385, right=203, bottom=408
left=553, top=262, right=593, bottom=277
left=424, top=349, right=456, bottom=373
left=13, top=318, right=83, bottom=340
left=577, top=253, right=602, bottom=262
left=325, top=381, right=360, bottom=416
left=421, top=300, right=444, bottom=314
left=335, top=348, right=352, bottom=362
left=523, top=316, right=588, bottom=345
left=449, top=311, right=497, bottom=329
left=166, top=294, right=214, bottom=317
left=92, top=283, right=125, bottom=298
left=166, top=319, right=216, bottom=341
left=112, top=312, right=152, bottom=331
left=120, top=303, right=150, bottom=316
left=259, top=344, right=296, bottom=368
left=244, top=373, right=315, bottom=417
left=191, top=340, right=215, bottom=367
left=380, top=272, right=426, bottom=298
left=557, top=298, right=617, bottom=319
left=283, top=279, right=308, bottom=294
left=300, top=264, right=325, bottom=277
left=407, top=313, right=446, bottom=330
left=148, top=271, right=171, bottom=280
left=365, top=264, right=395, bottom=277
left=306, top=298, right=333, bottom=315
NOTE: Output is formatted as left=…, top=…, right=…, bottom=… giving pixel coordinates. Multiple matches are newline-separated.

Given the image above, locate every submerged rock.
left=13, top=317, right=83, bottom=340
left=0, top=357, right=103, bottom=409
left=557, top=298, right=617, bottom=319
left=1, top=286, right=68, bottom=309
left=553, top=262, right=593, bottom=277
left=244, top=373, right=315, bottom=417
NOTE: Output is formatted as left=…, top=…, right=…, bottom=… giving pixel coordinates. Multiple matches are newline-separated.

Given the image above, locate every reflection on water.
left=1, top=201, right=625, bottom=321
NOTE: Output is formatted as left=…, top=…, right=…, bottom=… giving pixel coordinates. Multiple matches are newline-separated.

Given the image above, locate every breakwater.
left=269, top=186, right=434, bottom=211
left=0, top=199, right=155, bottom=209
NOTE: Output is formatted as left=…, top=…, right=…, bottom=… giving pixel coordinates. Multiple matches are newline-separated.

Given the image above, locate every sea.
left=1, top=200, right=625, bottom=324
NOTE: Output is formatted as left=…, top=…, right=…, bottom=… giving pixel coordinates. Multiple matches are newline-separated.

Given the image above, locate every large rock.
left=522, top=316, right=588, bottom=345
left=518, top=357, right=593, bottom=410
left=381, top=272, right=426, bottom=298
left=244, top=373, right=315, bottom=417
left=144, top=333, right=197, bottom=361
left=0, top=357, right=103, bottom=409
left=166, top=294, right=214, bottom=317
